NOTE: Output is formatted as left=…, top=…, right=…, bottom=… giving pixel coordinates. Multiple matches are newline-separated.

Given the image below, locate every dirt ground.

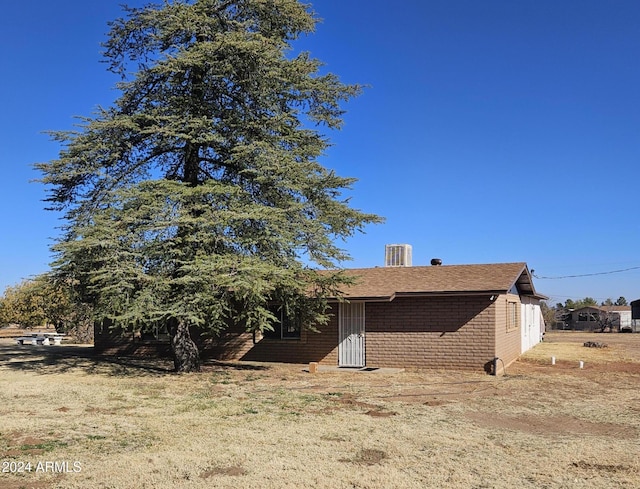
left=0, top=330, right=639, bottom=488
left=514, top=330, right=640, bottom=374
left=543, top=330, right=640, bottom=357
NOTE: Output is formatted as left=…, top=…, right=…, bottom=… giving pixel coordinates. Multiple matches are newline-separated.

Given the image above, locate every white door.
left=521, top=301, right=540, bottom=353
left=339, top=302, right=365, bottom=367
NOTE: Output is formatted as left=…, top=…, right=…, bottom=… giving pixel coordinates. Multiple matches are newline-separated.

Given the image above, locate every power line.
left=532, top=266, right=640, bottom=280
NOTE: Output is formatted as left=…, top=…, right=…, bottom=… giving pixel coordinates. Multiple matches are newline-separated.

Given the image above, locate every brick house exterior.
left=95, top=262, right=545, bottom=374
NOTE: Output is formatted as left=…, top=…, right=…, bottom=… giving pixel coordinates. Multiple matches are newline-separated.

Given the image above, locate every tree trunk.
left=168, top=318, right=201, bottom=372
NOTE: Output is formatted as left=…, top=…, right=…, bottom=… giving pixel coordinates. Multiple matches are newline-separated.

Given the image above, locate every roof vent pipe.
left=430, top=258, right=442, bottom=266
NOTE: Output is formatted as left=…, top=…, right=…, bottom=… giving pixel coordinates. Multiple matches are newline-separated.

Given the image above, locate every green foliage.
left=0, top=275, right=94, bottom=341
left=602, top=297, right=628, bottom=307
left=0, top=279, right=50, bottom=328
left=35, top=0, right=381, bottom=355
left=559, top=297, right=598, bottom=311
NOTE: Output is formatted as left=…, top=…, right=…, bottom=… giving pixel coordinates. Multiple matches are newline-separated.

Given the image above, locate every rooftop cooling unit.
left=385, top=244, right=412, bottom=267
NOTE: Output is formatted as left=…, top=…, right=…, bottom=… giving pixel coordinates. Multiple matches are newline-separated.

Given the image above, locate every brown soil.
left=341, top=448, right=388, bottom=466
left=465, top=412, right=637, bottom=438
left=1, top=432, right=50, bottom=458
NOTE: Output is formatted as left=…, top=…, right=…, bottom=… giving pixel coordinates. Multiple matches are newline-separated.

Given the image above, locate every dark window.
left=264, top=305, right=301, bottom=340
left=140, top=322, right=169, bottom=341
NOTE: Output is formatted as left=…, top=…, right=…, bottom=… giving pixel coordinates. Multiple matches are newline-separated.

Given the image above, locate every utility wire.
left=532, top=266, right=640, bottom=280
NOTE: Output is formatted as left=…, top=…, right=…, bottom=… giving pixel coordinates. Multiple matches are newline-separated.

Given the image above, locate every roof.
left=601, top=305, right=631, bottom=312
left=333, top=262, right=546, bottom=301
left=574, top=305, right=631, bottom=313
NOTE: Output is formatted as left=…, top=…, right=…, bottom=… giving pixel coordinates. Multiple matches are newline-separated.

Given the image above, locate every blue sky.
left=1, top=0, right=639, bottom=306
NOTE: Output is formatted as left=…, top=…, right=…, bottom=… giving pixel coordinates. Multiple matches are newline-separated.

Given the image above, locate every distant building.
left=631, top=299, right=640, bottom=332
left=566, top=305, right=632, bottom=332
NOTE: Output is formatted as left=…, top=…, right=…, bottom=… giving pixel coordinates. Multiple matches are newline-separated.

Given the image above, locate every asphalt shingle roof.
left=334, top=262, right=542, bottom=300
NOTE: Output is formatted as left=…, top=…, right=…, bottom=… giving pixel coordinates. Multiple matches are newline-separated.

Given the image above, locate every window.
left=507, top=301, right=518, bottom=331
left=140, top=322, right=169, bottom=341
left=578, top=312, right=599, bottom=322
left=264, top=305, right=301, bottom=340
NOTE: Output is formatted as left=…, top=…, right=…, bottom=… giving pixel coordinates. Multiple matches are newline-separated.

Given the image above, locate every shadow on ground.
left=0, top=342, right=172, bottom=376
left=0, top=341, right=271, bottom=377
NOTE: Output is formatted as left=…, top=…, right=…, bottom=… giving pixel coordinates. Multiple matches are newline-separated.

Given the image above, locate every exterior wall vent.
left=385, top=244, right=412, bottom=267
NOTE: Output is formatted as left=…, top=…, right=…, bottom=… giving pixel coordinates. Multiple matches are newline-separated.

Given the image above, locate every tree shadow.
left=0, top=343, right=173, bottom=377
left=202, top=359, right=271, bottom=371
left=0, top=343, right=272, bottom=377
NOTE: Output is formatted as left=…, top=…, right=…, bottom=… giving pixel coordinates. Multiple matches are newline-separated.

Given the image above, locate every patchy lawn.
left=0, top=332, right=639, bottom=488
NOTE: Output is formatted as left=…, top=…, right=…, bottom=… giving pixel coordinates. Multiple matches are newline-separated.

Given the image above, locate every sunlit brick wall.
left=364, top=296, right=497, bottom=371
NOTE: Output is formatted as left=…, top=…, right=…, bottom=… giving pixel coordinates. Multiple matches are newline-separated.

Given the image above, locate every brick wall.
left=364, top=296, right=497, bottom=371
left=94, top=322, right=172, bottom=357
left=215, top=313, right=339, bottom=365
left=494, top=293, right=522, bottom=373
left=93, top=313, right=340, bottom=364
left=93, top=295, right=516, bottom=373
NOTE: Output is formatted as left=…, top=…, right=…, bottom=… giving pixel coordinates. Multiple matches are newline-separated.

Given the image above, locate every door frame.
left=338, top=301, right=365, bottom=367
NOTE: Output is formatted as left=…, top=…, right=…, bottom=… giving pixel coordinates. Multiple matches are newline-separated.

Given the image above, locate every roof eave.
left=332, top=290, right=508, bottom=302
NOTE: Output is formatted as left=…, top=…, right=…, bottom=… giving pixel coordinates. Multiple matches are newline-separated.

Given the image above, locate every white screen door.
left=339, top=302, right=365, bottom=367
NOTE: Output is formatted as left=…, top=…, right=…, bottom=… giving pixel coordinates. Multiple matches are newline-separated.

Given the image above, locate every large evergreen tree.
left=37, top=0, right=381, bottom=372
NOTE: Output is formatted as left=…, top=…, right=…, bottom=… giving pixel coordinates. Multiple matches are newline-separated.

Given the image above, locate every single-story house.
left=566, top=305, right=632, bottom=332
left=95, top=261, right=546, bottom=374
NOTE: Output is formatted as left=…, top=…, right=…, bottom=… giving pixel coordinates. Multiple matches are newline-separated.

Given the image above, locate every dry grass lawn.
left=0, top=331, right=639, bottom=488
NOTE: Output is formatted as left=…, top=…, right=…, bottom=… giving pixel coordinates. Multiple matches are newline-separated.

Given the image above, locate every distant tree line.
left=555, top=296, right=628, bottom=310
